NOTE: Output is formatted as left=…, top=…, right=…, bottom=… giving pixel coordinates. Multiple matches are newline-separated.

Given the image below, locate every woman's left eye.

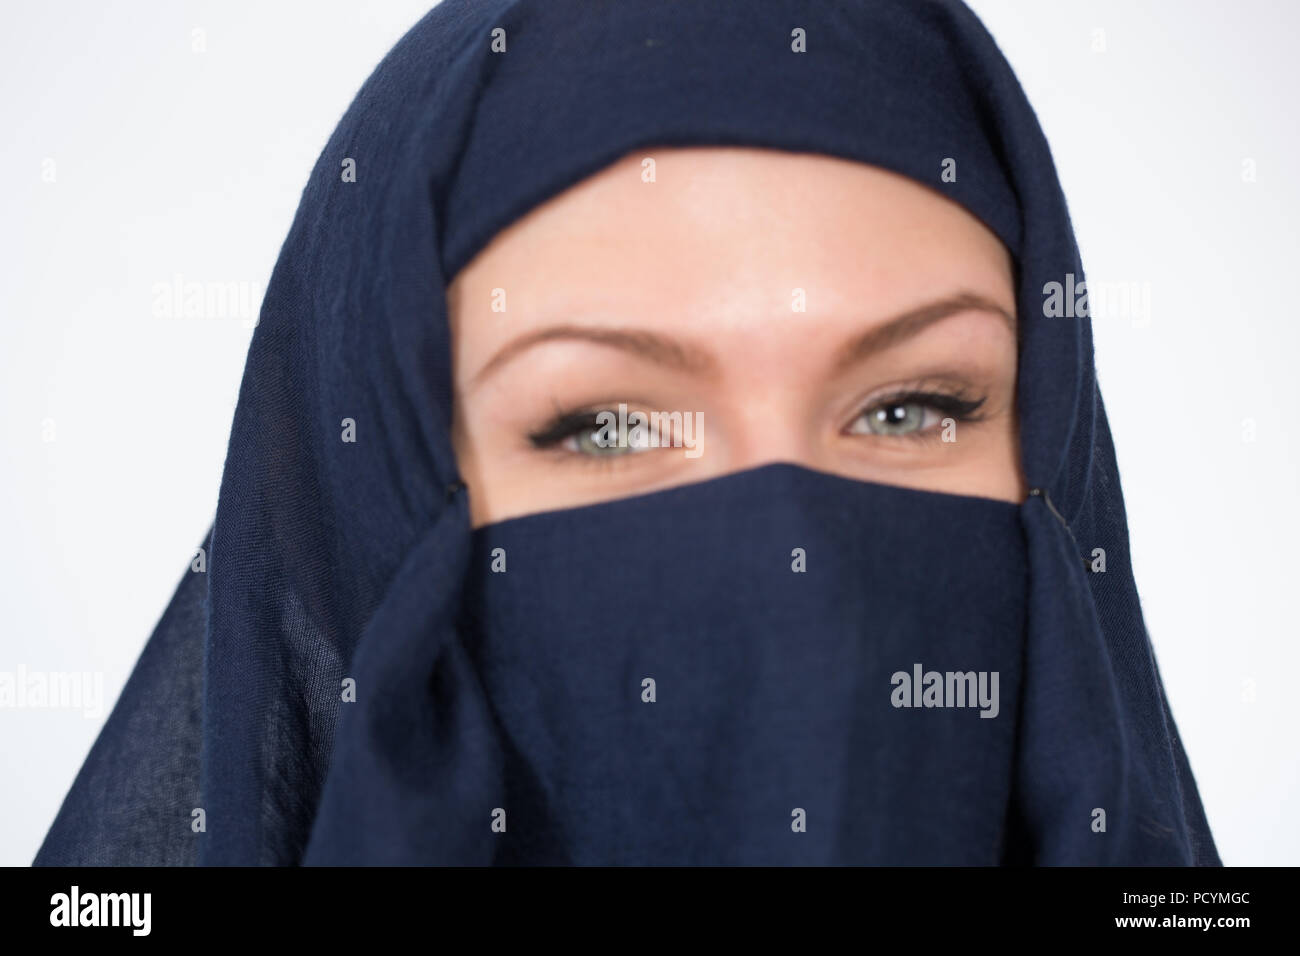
left=848, top=400, right=936, bottom=437
left=846, top=392, right=985, bottom=438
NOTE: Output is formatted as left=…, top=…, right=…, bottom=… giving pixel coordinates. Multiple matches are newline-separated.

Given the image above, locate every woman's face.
left=449, top=146, right=1024, bottom=528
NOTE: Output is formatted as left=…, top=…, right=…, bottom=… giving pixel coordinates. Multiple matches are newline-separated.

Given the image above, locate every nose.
left=713, top=390, right=824, bottom=475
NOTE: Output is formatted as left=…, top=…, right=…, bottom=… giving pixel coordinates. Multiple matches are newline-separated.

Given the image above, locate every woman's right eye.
left=565, top=416, right=640, bottom=456
left=529, top=409, right=653, bottom=457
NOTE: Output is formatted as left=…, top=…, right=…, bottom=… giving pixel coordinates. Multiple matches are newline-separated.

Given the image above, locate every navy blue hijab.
left=36, top=0, right=1219, bottom=866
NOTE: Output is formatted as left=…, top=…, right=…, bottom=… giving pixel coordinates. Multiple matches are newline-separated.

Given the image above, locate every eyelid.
left=528, top=401, right=681, bottom=454
left=529, top=404, right=670, bottom=471
left=849, top=377, right=988, bottom=417
left=860, top=389, right=987, bottom=418
left=528, top=407, right=607, bottom=448
left=528, top=398, right=641, bottom=449
left=842, top=384, right=989, bottom=441
left=854, top=374, right=983, bottom=404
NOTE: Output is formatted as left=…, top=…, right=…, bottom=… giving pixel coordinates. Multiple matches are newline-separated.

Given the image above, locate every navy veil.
left=35, top=0, right=1220, bottom=866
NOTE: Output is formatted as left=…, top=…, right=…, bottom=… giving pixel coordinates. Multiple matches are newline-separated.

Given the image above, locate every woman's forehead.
left=447, top=146, right=1015, bottom=340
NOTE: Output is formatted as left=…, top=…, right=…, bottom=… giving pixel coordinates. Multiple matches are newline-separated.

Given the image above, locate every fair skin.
left=449, top=146, right=1025, bottom=528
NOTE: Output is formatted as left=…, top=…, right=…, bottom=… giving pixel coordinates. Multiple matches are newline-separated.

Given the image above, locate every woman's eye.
left=563, top=419, right=648, bottom=456
left=530, top=410, right=659, bottom=457
left=848, top=400, right=938, bottom=437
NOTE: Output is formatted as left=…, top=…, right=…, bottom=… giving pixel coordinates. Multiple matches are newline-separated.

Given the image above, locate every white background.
left=1, top=0, right=1296, bottom=866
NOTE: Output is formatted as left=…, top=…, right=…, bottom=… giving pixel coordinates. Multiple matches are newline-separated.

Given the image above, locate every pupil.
left=869, top=403, right=915, bottom=434
left=876, top=404, right=907, bottom=426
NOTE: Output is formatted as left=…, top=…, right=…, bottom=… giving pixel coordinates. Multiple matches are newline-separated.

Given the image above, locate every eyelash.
left=527, top=385, right=989, bottom=463
left=529, top=408, right=622, bottom=449
left=528, top=404, right=669, bottom=469
left=844, top=387, right=989, bottom=442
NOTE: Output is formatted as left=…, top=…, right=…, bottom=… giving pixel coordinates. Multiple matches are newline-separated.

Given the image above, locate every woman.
left=35, top=0, right=1220, bottom=865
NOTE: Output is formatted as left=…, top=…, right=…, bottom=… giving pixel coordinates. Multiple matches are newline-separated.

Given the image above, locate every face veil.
left=35, top=0, right=1220, bottom=866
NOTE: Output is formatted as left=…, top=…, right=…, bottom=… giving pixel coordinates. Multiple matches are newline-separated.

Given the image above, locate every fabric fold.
left=301, top=490, right=508, bottom=865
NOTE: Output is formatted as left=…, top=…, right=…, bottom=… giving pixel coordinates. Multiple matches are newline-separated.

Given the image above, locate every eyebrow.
left=829, top=291, right=1015, bottom=374
left=471, top=324, right=717, bottom=384
left=468, top=291, right=1015, bottom=385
